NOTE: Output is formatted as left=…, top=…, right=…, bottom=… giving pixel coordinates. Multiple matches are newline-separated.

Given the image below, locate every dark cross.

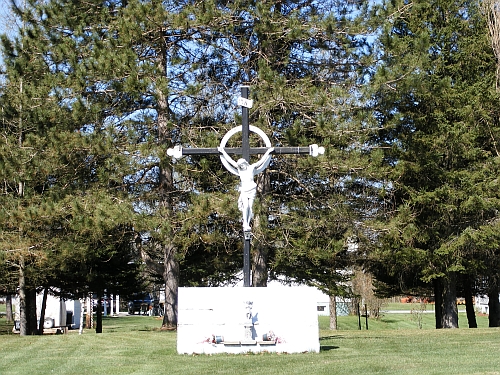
left=167, top=86, right=324, bottom=287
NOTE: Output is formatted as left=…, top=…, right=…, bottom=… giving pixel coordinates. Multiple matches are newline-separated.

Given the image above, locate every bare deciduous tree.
left=482, top=0, right=500, bottom=90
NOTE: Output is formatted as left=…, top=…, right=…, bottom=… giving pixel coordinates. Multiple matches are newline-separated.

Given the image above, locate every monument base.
left=177, top=287, right=320, bottom=354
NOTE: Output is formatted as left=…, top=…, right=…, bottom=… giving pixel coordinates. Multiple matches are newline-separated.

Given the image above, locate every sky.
left=0, top=0, right=9, bottom=71
left=0, top=0, right=20, bottom=35
left=0, top=0, right=12, bottom=36
left=0, top=0, right=20, bottom=72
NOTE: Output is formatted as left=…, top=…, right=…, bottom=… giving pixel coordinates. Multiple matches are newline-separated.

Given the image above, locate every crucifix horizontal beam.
left=168, top=145, right=323, bottom=157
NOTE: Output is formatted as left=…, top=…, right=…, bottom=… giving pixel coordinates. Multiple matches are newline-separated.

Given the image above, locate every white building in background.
left=475, top=294, right=500, bottom=315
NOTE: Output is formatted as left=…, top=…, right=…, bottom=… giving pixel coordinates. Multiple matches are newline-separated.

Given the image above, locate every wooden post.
left=365, top=304, right=369, bottom=330
left=357, top=303, right=361, bottom=330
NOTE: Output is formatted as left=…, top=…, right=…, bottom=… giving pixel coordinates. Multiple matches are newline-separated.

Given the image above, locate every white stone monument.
left=177, top=287, right=320, bottom=354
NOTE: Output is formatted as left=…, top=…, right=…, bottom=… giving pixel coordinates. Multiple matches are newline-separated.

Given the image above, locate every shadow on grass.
left=380, top=319, right=399, bottom=324
left=320, top=335, right=345, bottom=341
left=320, top=345, right=340, bottom=351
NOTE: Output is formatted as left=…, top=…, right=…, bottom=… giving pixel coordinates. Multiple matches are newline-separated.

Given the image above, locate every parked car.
left=127, top=294, right=154, bottom=315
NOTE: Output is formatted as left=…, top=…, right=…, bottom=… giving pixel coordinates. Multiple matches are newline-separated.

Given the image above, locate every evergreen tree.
left=0, top=0, right=141, bottom=334
left=367, top=0, right=500, bottom=328
left=171, top=0, right=376, bottom=293
left=1, top=0, right=377, bottom=333
left=0, top=0, right=242, bottom=329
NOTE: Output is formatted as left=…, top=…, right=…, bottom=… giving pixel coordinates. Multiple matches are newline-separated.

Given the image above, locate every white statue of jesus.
left=218, top=146, right=274, bottom=231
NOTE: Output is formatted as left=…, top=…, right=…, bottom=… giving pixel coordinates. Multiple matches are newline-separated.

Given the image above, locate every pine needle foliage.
left=365, top=0, right=500, bottom=327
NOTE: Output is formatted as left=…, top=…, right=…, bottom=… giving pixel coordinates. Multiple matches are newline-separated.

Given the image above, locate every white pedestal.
left=177, top=287, right=320, bottom=354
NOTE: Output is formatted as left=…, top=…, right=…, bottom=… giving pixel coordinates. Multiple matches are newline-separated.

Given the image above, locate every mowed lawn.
left=0, top=307, right=499, bottom=375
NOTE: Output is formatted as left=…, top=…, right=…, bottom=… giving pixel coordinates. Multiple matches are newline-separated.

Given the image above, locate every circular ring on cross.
left=219, top=125, right=272, bottom=175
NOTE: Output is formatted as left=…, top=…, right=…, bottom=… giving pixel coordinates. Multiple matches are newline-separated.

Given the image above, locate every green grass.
left=333, top=307, right=490, bottom=330
left=0, top=312, right=499, bottom=375
left=383, top=302, right=432, bottom=311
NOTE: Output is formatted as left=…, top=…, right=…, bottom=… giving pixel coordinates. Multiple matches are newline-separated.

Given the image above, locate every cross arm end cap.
left=309, top=144, right=325, bottom=157
left=167, top=145, right=183, bottom=159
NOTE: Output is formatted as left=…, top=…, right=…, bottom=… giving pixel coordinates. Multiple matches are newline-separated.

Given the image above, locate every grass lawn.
left=0, top=307, right=499, bottom=375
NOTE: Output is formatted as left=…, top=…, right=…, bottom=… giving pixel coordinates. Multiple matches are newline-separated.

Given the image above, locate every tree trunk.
left=329, top=295, right=338, bottom=330
left=441, top=274, right=458, bottom=329
left=37, top=287, right=49, bottom=335
left=18, top=258, right=29, bottom=336
left=252, top=169, right=271, bottom=287
left=434, top=278, right=443, bottom=329
left=5, top=295, right=13, bottom=322
left=251, top=203, right=268, bottom=287
left=157, top=41, right=179, bottom=329
left=488, top=274, right=500, bottom=327
left=464, top=276, right=477, bottom=328
left=25, top=288, right=37, bottom=335
left=96, top=297, right=103, bottom=333
left=482, top=0, right=500, bottom=91
left=251, top=211, right=268, bottom=287
left=162, top=244, right=179, bottom=329
left=252, top=242, right=268, bottom=287
left=158, top=122, right=179, bottom=329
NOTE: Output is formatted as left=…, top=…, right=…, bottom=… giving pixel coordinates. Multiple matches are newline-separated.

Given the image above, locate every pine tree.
left=0, top=0, right=141, bottom=334
left=1, top=0, right=378, bottom=333
left=367, top=0, right=500, bottom=328
left=171, top=0, right=376, bottom=293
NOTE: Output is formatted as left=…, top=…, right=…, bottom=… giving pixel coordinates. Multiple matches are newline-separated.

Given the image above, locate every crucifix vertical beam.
left=240, top=86, right=251, bottom=287
left=241, top=86, right=250, bottom=163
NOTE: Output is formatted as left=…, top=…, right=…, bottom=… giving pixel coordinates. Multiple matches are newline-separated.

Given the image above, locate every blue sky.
left=0, top=0, right=11, bottom=37
left=0, top=0, right=9, bottom=70
left=0, top=0, right=19, bottom=34
left=0, top=0, right=20, bottom=71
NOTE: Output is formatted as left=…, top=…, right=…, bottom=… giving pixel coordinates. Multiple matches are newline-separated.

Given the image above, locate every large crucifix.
left=167, top=86, right=325, bottom=287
